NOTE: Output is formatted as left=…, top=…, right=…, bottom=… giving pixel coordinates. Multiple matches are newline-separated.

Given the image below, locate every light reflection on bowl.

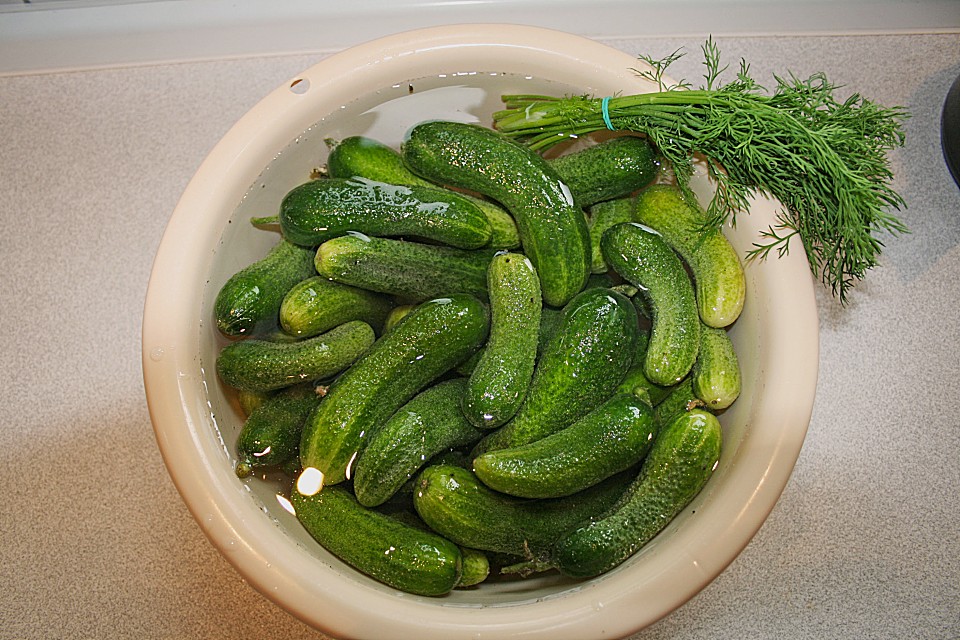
left=142, top=23, right=818, bottom=640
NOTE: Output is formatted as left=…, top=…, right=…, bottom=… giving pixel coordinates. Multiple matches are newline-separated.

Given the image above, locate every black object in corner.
left=942, top=72, right=960, bottom=189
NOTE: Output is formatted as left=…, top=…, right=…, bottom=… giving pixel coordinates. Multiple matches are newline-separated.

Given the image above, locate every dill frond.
left=492, top=39, right=908, bottom=303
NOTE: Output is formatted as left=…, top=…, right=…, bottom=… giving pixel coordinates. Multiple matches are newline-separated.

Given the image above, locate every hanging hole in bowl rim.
left=289, top=78, right=310, bottom=95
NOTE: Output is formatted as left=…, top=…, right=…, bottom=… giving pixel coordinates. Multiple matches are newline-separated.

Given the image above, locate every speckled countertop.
left=1, top=29, right=958, bottom=640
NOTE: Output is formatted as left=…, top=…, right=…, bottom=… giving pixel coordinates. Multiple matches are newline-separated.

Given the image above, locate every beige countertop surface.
left=1, top=24, right=958, bottom=639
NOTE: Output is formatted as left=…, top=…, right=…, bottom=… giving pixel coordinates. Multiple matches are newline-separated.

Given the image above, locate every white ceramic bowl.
left=142, top=24, right=819, bottom=640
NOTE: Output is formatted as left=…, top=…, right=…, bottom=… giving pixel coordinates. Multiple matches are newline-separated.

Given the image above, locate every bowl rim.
left=142, top=22, right=819, bottom=640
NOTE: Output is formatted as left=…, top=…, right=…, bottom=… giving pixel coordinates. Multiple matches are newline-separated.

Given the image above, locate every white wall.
left=2, top=0, right=959, bottom=75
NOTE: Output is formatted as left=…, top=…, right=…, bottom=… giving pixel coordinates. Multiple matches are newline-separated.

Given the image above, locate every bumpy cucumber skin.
left=633, top=184, right=746, bottom=328
left=654, top=377, right=703, bottom=427
left=588, top=197, right=637, bottom=274
left=616, top=330, right=674, bottom=406
left=382, top=304, right=414, bottom=333
left=299, top=295, right=489, bottom=485
left=602, top=222, right=701, bottom=387
left=353, top=378, right=484, bottom=507
left=550, top=136, right=658, bottom=208
left=235, top=383, right=321, bottom=474
left=463, top=252, right=542, bottom=430
left=692, top=324, right=742, bottom=410
left=617, top=365, right=673, bottom=407
left=214, top=239, right=317, bottom=337
left=474, top=287, right=639, bottom=455
left=316, top=234, right=493, bottom=303
left=453, top=348, right=482, bottom=376
left=291, top=485, right=462, bottom=596
left=536, top=306, right=562, bottom=356
left=326, top=135, right=435, bottom=186
left=465, top=199, right=522, bottom=251
left=216, top=320, right=375, bottom=393
left=326, top=135, right=521, bottom=250
left=278, top=177, right=492, bottom=249
left=413, top=464, right=628, bottom=558
left=402, top=121, right=590, bottom=308
left=473, top=392, right=656, bottom=499
left=236, top=388, right=270, bottom=417
left=552, top=408, right=722, bottom=578
left=279, top=275, right=394, bottom=338
left=456, top=547, right=490, bottom=588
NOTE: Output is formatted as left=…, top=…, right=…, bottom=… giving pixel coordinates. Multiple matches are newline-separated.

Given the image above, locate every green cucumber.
left=473, top=286, right=639, bottom=455
left=234, top=383, right=322, bottom=476
left=325, top=135, right=435, bottom=187
left=654, top=377, right=703, bottom=427
left=537, top=306, right=562, bottom=356
left=413, top=464, right=628, bottom=559
left=585, top=271, right=620, bottom=290
left=616, top=330, right=675, bottom=406
left=550, top=136, right=658, bottom=208
left=551, top=408, right=722, bottom=578
left=279, top=276, right=394, bottom=338
left=601, top=222, right=700, bottom=386
left=382, top=304, right=415, bottom=333
left=353, top=378, right=484, bottom=507
left=280, top=456, right=302, bottom=479
left=315, top=234, right=493, bottom=303
left=440, top=195, right=522, bottom=251
left=456, top=547, right=490, bottom=588
left=587, top=196, right=637, bottom=274
left=326, top=135, right=520, bottom=250
left=257, top=328, right=303, bottom=343
left=298, top=294, right=489, bottom=485
left=633, top=184, right=746, bottom=327
left=462, top=199, right=522, bottom=251
left=617, top=365, right=674, bottom=407
left=453, top=348, right=482, bottom=376
left=462, top=252, right=542, bottom=429
left=291, top=485, right=461, bottom=596
left=692, top=324, right=741, bottom=410
left=374, top=447, right=475, bottom=514
left=216, top=320, right=375, bottom=393
left=261, top=176, right=492, bottom=249
left=378, top=517, right=491, bottom=588
left=236, top=388, right=271, bottom=417
left=403, top=121, right=590, bottom=307
left=473, top=391, right=656, bottom=499
left=213, top=239, right=317, bottom=337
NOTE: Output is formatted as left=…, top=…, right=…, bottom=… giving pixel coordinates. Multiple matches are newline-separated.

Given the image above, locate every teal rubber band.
left=601, top=96, right=614, bottom=130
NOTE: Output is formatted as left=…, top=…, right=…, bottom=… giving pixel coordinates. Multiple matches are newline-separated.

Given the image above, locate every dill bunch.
left=492, top=38, right=908, bottom=303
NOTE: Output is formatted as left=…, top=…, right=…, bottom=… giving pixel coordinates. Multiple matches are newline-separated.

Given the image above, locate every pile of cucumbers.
left=212, top=120, right=745, bottom=597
